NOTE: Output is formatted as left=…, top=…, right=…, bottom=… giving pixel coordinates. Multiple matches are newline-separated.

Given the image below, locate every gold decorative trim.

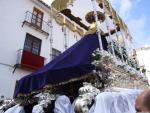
left=65, top=18, right=76, bottom=32
left=51, top=8, right=87, bottom=36
left=16, top=73, right=93, bottom=98
left=54, top=13, right=65, bottom=26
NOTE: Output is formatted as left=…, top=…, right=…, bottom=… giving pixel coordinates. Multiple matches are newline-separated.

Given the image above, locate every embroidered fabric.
left=32, top=104, right=44, bottom=113
left=0, top=110, right=4, bottom=113
left=0, top=99, right=16, bottom=112
left=4, top=104, right=25, bottom=113
left=32, top=93, right=54, bottom=113
left=88, top=103, right=95, bottom=113
left=54, top=95, right=74, bottom=113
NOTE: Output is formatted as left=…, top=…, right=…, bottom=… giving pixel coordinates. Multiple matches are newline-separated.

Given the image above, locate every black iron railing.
left=23, top=11, right=50, bottom=35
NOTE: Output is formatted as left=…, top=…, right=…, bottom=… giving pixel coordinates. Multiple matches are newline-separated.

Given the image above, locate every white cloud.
left=142, top=35, right=150, bottom=47
left=110, top=0, right=142, bottom=19
left=110, top=0, right=148, bottom=48
left=119, top=0, right=132, bottom=19
left=127, top=16, right=147, bottom=47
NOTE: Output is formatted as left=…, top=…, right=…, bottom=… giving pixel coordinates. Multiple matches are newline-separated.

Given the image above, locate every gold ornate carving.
left=54, top=13, right=65, bottom=26
left=65, top=18, right=76, bottom=32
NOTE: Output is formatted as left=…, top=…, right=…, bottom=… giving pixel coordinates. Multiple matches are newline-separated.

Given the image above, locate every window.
left=31, top=7, right=43, bottom=28
left=52, top=48, right=61, bottom=59
left=24, top=33, right=42, bottom=55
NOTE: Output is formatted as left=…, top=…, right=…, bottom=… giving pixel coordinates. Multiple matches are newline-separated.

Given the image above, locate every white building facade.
left=136, top=46, right=150, bottom=83
left=0, top=0, right=85, bottom=98
left=0, top=0, right=141, bottom=98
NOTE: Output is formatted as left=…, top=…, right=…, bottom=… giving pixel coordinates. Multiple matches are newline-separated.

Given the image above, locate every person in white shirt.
left=54, top=95, right=74, bottom=113
left=4, top=104, right=25, bottom=113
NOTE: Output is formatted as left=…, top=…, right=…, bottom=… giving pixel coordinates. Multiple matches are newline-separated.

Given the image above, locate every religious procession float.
left=0, top=0, right=149, bottom=113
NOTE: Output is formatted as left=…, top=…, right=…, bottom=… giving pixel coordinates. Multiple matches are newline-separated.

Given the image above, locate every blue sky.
left=110, top=0, right=150, bottom=48
left=43, top=0, right=150, bottom=49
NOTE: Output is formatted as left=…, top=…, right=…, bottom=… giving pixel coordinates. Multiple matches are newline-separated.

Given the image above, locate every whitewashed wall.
left=0, top=0, right=82, bottom=98
left=136, top=47, right=150, bottom=85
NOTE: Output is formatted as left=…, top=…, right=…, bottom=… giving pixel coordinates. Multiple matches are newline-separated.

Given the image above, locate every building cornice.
left=31, top=0, right=51, bottom=13
left=37, top=0, right=50, bottom=9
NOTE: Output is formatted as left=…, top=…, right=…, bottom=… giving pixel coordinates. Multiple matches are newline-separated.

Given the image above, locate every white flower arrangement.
left=122, top=65, right=145, bottom=77
left=92, top=48, right=115, bottom=66
left=92, top=48, right=101, bottom=65
left=91, top=48, right=145, bottom=78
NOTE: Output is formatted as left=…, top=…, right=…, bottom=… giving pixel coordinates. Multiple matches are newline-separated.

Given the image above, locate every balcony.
left=16, top=49, right=44, bottom=70
left=22, top=11, right=50, bottom=36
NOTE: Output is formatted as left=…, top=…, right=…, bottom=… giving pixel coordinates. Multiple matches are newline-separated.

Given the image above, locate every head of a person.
left=135, top=90, right=150, bottom=112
